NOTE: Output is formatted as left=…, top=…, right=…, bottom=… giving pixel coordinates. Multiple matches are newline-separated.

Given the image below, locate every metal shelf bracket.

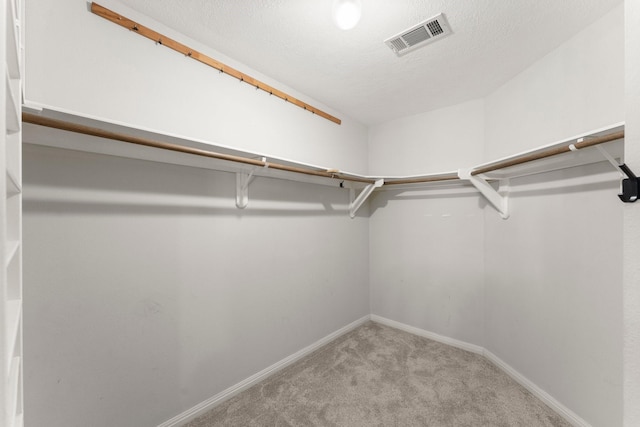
left=349, top=179, right=384, bottom=218
left=594, top=145, right=639, bottom=203
left=460, top=169, right=510, bottom=219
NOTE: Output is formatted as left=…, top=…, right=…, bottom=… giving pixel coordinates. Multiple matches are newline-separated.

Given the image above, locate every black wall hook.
left=618, top=164, right=639, bottom=203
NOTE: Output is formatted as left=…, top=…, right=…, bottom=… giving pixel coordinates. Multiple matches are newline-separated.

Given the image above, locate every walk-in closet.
left=2, top=1, right=639, bottom=426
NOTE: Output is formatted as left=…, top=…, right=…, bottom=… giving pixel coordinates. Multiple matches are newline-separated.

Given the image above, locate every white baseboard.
left=159, top=314, right=589, bottom=427
left=370, top=314, right=484, bottom=355
left=370, top=315, right=590, bottom=427
left=483, top=350, right=590, bottom=427
left=157, top=315, right=371, bottom=427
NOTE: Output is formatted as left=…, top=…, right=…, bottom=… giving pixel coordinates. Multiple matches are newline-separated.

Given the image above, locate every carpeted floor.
left=186, top=322, right=571, bottom=426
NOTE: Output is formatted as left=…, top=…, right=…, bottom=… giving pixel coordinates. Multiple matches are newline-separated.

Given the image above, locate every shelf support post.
left=349, top=179, right=384, bottom=218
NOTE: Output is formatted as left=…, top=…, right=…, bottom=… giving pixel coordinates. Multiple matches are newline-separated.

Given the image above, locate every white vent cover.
left=384, top=13, right=452, bottom=57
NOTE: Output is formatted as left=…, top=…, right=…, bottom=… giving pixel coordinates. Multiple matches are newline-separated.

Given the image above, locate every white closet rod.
left=471, top=131, right=625, bottom=176
left=383, top=173, right=460, bottom=185
left=22, top=113, right=376, bottom=185
left=22, top=113, right=626, bottom=190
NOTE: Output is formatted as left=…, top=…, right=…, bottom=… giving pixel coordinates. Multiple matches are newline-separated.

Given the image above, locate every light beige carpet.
left=186, top=322, right=571, bottom=426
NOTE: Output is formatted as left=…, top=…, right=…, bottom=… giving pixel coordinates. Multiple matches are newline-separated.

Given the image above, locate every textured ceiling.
left=116, top=0, right=622, bottom=125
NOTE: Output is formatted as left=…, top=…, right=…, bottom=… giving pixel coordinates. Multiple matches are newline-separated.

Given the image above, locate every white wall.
left=624, top=0, right=640, bottom=425
left=369, top=5, right=625, bottom=426
left=25, top=0, right=368, bottom=173
left=484, top=6, right=624, bottom=161
left=368, top=100, right=485, bottom=175
left=23, top=1, right=630, bottom=426
left=483, top=5, right=624, bottom=426
left=23, top=1, right=371, bottom=426
left=23, top=144, right=370, bottom=427
left=368, top=100, right=486, bottom=346
left=483, top=165, right=622, bottom=426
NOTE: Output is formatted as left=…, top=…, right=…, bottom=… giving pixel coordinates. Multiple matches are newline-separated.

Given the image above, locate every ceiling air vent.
left=384, top=13, right=452, bottom=57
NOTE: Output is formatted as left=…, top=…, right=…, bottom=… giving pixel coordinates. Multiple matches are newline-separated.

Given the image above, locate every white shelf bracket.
left=594, top=144, right=626, bottom=178
left=235, top=172, right=252, bottom=209
left=468, top=174, right=510, bottom=219
left=349, top=179, right=384, bottom=218
left=235, top=158, right=267, bottom=209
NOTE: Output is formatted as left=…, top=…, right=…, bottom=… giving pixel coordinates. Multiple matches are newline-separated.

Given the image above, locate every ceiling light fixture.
left=332, top=0, right=362, bottom=30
